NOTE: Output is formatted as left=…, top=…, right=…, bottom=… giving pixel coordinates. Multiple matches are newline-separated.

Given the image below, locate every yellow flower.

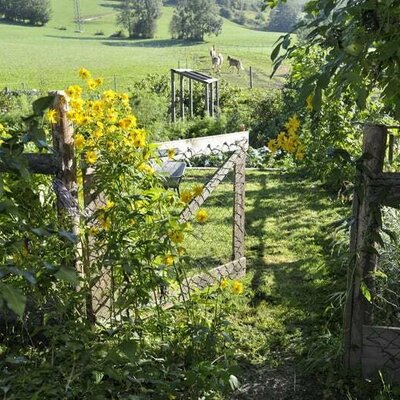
left=78, top=67, right=91, bottom=80
left=106, top=110, right=118, bottom=124
left=284, top=114, right=300, bottom=134
left=306, top=95, right=313, bottom=111
left=295, top=145, right=305, bottom=161
left=74, top=133, right=85, bottom=149
left=119, top=115, right=136, bottom=129
left=70, top=98, right=85, bottom=110
left=92, top=129, right=103, bottom=140
left=195, top=209, right=208, bottom=224
left=267, top=139, right=278, bottom=153
left=164, top=254, right=174, bottom=266
left=169, top=231, right=184, bottom=244
left=101, top=218, right=111, bottom=231
left=102, top=90, right=116, bottom=101
left=220, top=278, right=229, bottom=289
left=89, top=226, right=99, bottom=236
left=66, top=85, right=82, bottom=99
left=95, top=77, right=104, bottom=87
left=107, top=140, right=116, bottom=152
left=86, top=150, right=97, bottom=164
left=87, top=79, right=98, bottom=90
left=105, top=200, right=115, bottom=210
left=232, top=280, right=244, bottom=295
left=45, top=109, right=58, bottom=124
left=167, top=148, right=176, bottom=160
left=180, top=190, right=193, bottom=204
left=138, top=163, right=154, bottom=175
left=193, top=185, right=204, bottom=197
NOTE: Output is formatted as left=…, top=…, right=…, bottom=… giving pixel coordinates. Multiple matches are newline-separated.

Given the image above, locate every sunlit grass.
left=0, top=2, right=285, bottom=90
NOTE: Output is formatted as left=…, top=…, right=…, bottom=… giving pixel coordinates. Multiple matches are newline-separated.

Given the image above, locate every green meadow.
left=0, top=0, right=285, bottom=91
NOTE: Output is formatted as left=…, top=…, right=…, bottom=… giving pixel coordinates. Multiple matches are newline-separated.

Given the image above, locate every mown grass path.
left=229, top=170, right=350, bottom=399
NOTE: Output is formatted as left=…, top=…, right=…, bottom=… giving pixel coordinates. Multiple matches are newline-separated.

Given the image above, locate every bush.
left=0, top=0, right=51, bottom=25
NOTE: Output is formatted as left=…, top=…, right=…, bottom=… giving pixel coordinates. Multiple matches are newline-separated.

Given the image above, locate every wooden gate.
left=344, top=124, right=400, bottom=380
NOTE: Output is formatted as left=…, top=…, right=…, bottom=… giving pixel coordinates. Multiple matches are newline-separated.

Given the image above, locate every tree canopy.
left=269, top=0, right=400, bottom=118
left=117, top=0, right=162, bottom=39
left=0, top=0, right=51, bottom=25
left=170, top=0, right=223, bottom=41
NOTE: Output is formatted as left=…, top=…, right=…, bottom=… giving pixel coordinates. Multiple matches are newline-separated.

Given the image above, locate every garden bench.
left=154, top=161, right=186, bottom=195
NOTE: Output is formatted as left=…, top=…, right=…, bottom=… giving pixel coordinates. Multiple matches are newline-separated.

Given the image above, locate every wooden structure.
left=1, top=100, right=248, bottom=321
left=157, top=132, right=248, bottom=304
left=344, top=124, right=400, bottom=381
left=170, top=69, right=219, bottom=122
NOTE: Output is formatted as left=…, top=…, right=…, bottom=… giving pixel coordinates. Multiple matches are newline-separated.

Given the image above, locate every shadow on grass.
left=102, top=38, right=203, bottom=48
left=230, top=171, right=348, bottom=399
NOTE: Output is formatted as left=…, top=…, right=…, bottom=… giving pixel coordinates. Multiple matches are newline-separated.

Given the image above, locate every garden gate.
left=1, top=91, right=248, bottom=321
left=344, top=124, right=400, bottom=381
left=90, top=132, right=248, bottom=315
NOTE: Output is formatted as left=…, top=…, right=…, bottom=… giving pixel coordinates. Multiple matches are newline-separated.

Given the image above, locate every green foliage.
left=117, top=0, right=162, bottom=39
left=0, top=79, right=245, bottom=398
left=0, top=0, right=51, bottom=25
left=170, top=0, right=223, bottom=41
left=269, top=0, right=400, bottom=118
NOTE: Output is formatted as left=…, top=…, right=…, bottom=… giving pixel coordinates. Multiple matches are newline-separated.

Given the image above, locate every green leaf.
left=119, top=339, right=138, bottom=362
left=31, top=227, right=51, bottom=237
left=54, top=266, right=78, bottom=283
left=1, top=284, right=26, bottom=317
left=59, top=230, right=77, bottom=243
left=361, top=282, right=372, bottom=303
left=32, top=95, right=55, bottom=116
left=270, top=42, right=282, bottom=62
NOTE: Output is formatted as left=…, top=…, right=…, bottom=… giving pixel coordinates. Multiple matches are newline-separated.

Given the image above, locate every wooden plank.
left=157, top=131, right=249, bottom=160
left=0, top=153, right=57, bottom=175
left=171, top=70, right=176, bottom=122
left=179, top=147, right=244, bottom=223
left=233, top=147, right=246, bottom=260
left=180, top=74, right=184, bottom=119
left=161, top=257, right=247, bottom=308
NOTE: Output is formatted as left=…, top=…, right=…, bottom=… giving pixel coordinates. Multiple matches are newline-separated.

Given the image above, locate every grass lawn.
left=0, top=1, right=285, bottom=91
left=182, top=168, right=351, bottom=398
left=231, top=170, right=350, bottom=398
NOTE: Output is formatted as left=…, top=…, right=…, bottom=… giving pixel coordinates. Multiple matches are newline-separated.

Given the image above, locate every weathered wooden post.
left=215, top=80, right=220, bottom=116
left=189, top=79, right=193, bottom=118
left=210, top=82, right=214, bottom=117
left=249, top=66, right=253, bottom=89
left=179, top=74, right=185, bottom=119
left=205, top=83, right=210, bottom=117
left=51, top=91, right=83, bottom=272
left=233, top=143, right=246, bottom=261
left=171, top=70, right=176, bottom=122
left=344, top=124, right=387, bottom=369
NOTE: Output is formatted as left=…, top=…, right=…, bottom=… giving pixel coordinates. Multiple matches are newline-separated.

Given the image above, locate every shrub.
left=0, top=0, right=51, bottom=25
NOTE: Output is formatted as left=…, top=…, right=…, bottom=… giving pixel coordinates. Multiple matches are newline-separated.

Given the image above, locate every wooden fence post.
left=233, top=146, right=246, bottom=260
left=51, top=92, right=81, bottom=279
left=344, top=124, right=387, bottom=369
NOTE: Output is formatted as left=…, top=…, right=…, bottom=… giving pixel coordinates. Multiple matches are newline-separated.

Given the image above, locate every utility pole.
left=74, top=0, right=83, bottom=33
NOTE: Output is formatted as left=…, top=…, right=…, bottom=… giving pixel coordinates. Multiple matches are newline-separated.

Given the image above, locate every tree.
left=268, top=0, right=400, bottom=118
left=0, top=0, right=51, bottom=25
left=117, top=0, right=162, bottom=39
left=267, top=2, right=300, bottom=33
left=170, top=0, right=223, bottom=41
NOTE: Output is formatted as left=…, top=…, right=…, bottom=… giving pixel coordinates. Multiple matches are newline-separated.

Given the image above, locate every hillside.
left=0, top=1, right=286, bottom=90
